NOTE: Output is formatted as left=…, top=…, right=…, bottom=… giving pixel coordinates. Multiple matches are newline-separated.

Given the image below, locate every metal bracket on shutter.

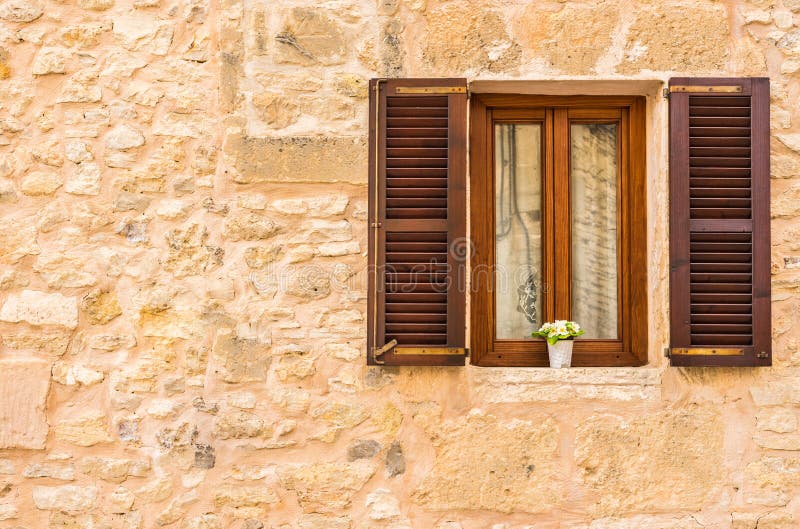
left=671, top=347, right=745, bottom=356
left=395, top=347, right=467, bottom=356
left=394, top=86, right=467, bottom=94
left=669, top=85, right=743, bottom=94
left=372, top=340, right=468, bottom=364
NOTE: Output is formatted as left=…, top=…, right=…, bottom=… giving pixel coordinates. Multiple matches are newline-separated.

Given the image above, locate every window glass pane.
left=570, top=123, right=618, bottom=339
left=495, top=123, right=543, bottom=339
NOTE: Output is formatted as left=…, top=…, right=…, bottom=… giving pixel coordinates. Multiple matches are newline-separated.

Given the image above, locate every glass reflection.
left=495, top=123, right=543, bottom=339
left=570, top=123, right=618, bottom=339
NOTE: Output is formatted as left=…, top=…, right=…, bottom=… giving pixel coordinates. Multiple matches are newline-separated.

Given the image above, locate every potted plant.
left=532, top=320, right=585, bottom=368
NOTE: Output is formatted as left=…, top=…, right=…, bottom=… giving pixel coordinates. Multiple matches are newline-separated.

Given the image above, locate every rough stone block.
left=277, top=460, right=376, bottom=513
left=0, top=290, right=78, bottom=328
left=225, top=134, right=366, bottom=184
left=55, top=410, right=111, bottom=446
left=744, top=455, right=800, bottom=505
left=514, top=3, right=619, bottom=74
left=575, top=407, right=724, bottom=516
left=0, top=359, right=51, bottom=449
left=620, top=2, right=730, bottom=73
left=32, top=485, right=97, bottom=514
left=421, top=3, right=520, bottom=75
left=412, top=409, right=560, bottom=513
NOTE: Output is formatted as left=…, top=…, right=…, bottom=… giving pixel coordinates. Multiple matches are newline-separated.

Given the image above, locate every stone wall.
left=1, top=0, right=800, bottom=528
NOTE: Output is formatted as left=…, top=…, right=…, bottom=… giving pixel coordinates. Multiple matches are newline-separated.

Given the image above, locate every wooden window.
left=668, top=77, right=771, bottom=367
left=367, top=78, right=468, bottom=366
left=470, top=95, right=648, bottom=367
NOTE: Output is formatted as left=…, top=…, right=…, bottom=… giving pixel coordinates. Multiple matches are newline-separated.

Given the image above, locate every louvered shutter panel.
left=367, top=78, right=467, bottom=366
left=668, top=77, right=771, bottom=366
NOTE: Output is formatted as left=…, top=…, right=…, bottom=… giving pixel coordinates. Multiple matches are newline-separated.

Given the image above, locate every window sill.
left=469, top=366, right=662, bottom=403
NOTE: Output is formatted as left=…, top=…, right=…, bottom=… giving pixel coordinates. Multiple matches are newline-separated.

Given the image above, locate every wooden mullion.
left=543, top=108, right=555, bottom=323
left=553, top=108, right=571, bottom=320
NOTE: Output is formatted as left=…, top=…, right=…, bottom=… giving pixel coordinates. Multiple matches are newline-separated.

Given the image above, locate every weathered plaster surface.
left=0, top=0, right=799, bottom=527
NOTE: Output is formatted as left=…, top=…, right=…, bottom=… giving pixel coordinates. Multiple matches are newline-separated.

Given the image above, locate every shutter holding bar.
left=372, top=339, right=398, bottom=364
left=370, top=79, right=386, bottom=365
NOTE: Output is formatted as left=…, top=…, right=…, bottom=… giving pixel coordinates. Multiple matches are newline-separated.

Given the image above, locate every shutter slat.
left=691, top=324, right=752, bottom=334
left=386, top=148, right=448, bottom=158
left=691, top=303, right=753, bottom=314
left=690, top=177, right=751, bottom=188
left=385, top=241, right=447, bottom=252
left=387, top=168, right=447, bottom=178
left=387, top=107, right=448, bottom=117
left=690, top=126, right=751, bottom=137
left=689, top=106, right=751, bottom=117
left=690, top=168, right=751, bottom=177
left=387, top=96, right=448, bottom=107
left=387, top=117, right=449, bottom=128
left=691, top=146, right=751, bottom=157
left=690, top=157, right=750, bottom=167
left=385, top=323, right=448, bottom=333
left=690, top=188, right=750, bottom=199
left=387, top=127, right=448, bottom=137
left=691, top=272, right=752, bottom=282
left=689, top=117, right=751, bottom=127
left=386, top=157, right=448, bottom=168
left=368, top=78, right=467, bottom=365
left=669, top=77, right=771, bottom=366
left=690, top=283, right=752, bottom=293
left=691, top=137, right=751, bottom=147
left=386, top=313, right=447, bottom=323
left=387, top=187, right=448, bottom=198
left=387, top=138, right=449, bottom=148
left=692, top=313, right=752, bottom=324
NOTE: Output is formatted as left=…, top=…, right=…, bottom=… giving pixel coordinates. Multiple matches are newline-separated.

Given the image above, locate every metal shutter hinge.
left=370, top=222, right=382, bottom=228
left=756, top=351, right=769, bottom=359
left=662, top=87, right=670, bottom=100
left=663, top=347, right=671, bottom=358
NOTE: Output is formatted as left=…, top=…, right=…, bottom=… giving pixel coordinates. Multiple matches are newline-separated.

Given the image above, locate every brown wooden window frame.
left=470, top=95, right=648, bottom=367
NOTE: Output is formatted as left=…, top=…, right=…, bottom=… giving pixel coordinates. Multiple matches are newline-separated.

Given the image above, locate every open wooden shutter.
left=668, top=77, right=771, bottom=366
left=367, top=78, right=467, bottom=366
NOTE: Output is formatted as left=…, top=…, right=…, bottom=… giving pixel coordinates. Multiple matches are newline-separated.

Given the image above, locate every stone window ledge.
left=469, top=366, right=663, bottom=403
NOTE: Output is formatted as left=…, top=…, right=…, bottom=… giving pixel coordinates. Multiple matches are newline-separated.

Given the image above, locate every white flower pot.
left=547, top=339, right=574, bottom=368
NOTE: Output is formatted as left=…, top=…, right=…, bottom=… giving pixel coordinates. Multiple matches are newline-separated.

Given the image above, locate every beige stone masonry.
left=0, top=0, right=797, bottom=527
